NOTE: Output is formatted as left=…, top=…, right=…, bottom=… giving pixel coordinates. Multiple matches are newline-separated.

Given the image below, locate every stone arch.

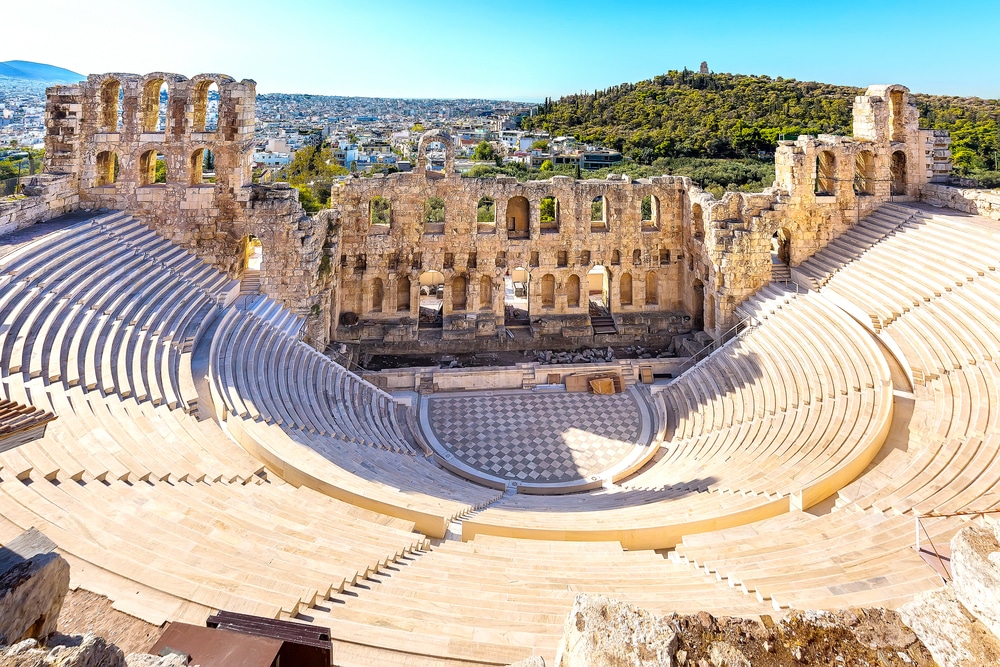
left=506, top=196, right=529, bottom=239
left=772, top=227, right=792, bottom=265
left=645, top=271, right=659, bottom=305
left=540, top=274, right=555, bottom=308
left=641, top=195, right=659, bottom=229
left=479, top=274, right=492, bottom=310
left=691, top=278, right=705, bottom=328
left=95, top=151, right=119, bottom=187
left=567, top=274, right=581, bottom=308
left=141, top=78, right=168, bottom=133
left=451, top=275, right=467, bottom=311
left=855, top=149, right=875, bottom=195
left=590, top=195, right=607, bottom=231
left=98, top=79, right=121, bottom=132
left=620, top=271, right=633, bottom=306
left=416, top=129, right=455, bottom=174
left=418, top=270, right=445, bottom=328
left=371, top=278, right=384, bottom=313
left=238, top=234, right=263, bottom=282
left=588, top=265, right=611, bottom=313
left=396, top=275, right=411, bottom=312
left=539, top=196, right=559, bottom=234
left=691, top=203, right=704, bottom=238
left=816, top=150, right=836, bottom=195
left=891, top=150, right=907, bottom=196
left=189, top=74, right=234, bottom=133
left=611, top=249, right=621, bottom=266
left=632, top=249, right=642, bottom=266
left=189, top=148, right=209, bottom=185
left=138, top=149, right=161, bottom=186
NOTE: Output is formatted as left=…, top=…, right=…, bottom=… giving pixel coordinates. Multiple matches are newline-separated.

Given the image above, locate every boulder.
left=554, top=594, right=678, bottom=667
left=951, top=523, right=1000, bottom=637
left=0, top=529, right=69, bottom=646
left=899, top=586, right=1000, bottom=667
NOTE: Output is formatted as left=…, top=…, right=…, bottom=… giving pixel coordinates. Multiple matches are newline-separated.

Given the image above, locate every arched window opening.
left=479, top=275, right=492, bottom=310
left=99, top=80, right=120, bottom=133
left=692, top=203, right=704, bottom=238
left=691, top=279, right=705, bottom=328
left=423, top=196, right=445, bottom=234
left=452, top=275, right=467, bottom=311
left=193, top=81, right=220, bottom=133
left=141, top=79, right=168, bottom=133
left=567, top=274, right=581, bottom=308
left=891, top=151, right=907, bottom=196
left=240, top=235, right=263, bottom=288
left=138, top=149, right=160, bottom=186
left=816, top=151, right=836, bottom=196
left=506, top=196, right=529, bottom=239
left=645, top=271, right=659, bottom=306
left=477, top=196, right=496, bottom=230
left=588, top=265, right=611, bottom=314
left=505, top=267, right=530, bottom=325
left=541, top=274, right=556, bottom=308
left=590, top=195, right=607, bottom=231
left=95, top=151, right=119, bottom=187
left=371, top=278, right=384, bottom=313
left=632, top=249, right=642, bottom=266
left=370, top=196, right=391, bottom=227
left=539, top=196, right=559, bottom=233
left=641, top=195, right=659, bottom=230
left=855, top=150, right=875, bottom=196
left=189, top=149, right=205, bottom=185
left=418, top=270, right=445, bottom=328
left=396, top=276, right=411, bottom=312
left=772, top=228, right=792, bottom=266
left=889, top=89, right=905, bottom=143
left=620, top=272, right=633, bottom=306
left=611, top=249, right=621, bottom=266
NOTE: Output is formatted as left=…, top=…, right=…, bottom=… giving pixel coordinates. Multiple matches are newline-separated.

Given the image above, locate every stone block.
left=554, top=594, right=678, bottom=667
left=0, top=529, right=70, bottom=645
left=900, top=586, right=1000, bottom=667
left=951, top=524, right=1000, bottom=637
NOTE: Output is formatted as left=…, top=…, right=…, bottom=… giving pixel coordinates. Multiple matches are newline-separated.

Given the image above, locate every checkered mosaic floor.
left=427, top=391, right=643, bottom=483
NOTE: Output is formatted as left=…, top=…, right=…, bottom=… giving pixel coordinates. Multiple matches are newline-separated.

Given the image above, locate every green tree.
left=476, top=197, right=495, bottom=222
left=411, top=123, right=425, bottom=133
left=423, top=196, right=445, bottom=223
left=296, top=185, right=321, bottom=214
left=472, top=141, right=496, bottom=162
left=539, top=159, right=553, bottom=171
left=530, top=139, right=550, bottom=151
left=540, top=196, right=556, bottom=222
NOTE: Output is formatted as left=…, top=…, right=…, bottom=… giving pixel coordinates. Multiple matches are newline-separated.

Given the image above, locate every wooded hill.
left=525, top=70, right=1000, bottom=179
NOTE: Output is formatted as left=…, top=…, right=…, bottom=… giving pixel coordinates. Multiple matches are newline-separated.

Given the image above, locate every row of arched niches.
left=91, top=73, right=248, bottom=138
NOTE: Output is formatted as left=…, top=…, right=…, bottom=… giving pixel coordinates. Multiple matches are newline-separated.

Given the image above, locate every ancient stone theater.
left=1, top=69, right=1000, bottom=665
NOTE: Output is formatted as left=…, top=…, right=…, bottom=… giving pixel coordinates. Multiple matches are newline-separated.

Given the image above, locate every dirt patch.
left=53, top=589, right=165, bottom=655
left=668, top=608, right=934, bottom=667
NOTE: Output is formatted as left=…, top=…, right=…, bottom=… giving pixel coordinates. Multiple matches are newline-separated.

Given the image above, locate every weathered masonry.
left=34, top=75, right=950, bottom=351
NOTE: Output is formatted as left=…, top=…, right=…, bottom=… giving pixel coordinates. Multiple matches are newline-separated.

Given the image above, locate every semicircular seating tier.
left=461, top=288, right=894, bottom=549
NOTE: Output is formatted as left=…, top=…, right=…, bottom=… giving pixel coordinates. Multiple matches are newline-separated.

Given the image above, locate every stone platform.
left=419, top=387, right=657, bottom=494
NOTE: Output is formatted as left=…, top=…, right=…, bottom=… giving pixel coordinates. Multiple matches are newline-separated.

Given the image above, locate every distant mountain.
left=0, top=61, right=83, bottom=83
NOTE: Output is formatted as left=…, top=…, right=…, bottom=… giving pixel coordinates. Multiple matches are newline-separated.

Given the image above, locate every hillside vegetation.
left=525, top=70, right=1000, bottom=186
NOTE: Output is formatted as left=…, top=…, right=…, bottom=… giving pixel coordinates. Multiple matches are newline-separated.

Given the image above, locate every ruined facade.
left=37, top=75, right=950, bottom=350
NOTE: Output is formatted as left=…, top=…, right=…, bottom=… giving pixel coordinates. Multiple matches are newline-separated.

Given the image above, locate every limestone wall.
left=920, top=184, right=1000, bottom=221
left=0, top=174, right=77, bottom=237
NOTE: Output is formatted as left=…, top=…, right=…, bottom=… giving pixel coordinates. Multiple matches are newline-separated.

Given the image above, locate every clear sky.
left=5, top=0, right=999, bottom=101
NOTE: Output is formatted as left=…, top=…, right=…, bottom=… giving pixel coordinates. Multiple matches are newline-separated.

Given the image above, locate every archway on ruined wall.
left=590, top=196, right=607, bottom=232
left=95, top=151, right=119, bottom=187
left=641, top=195, right=659, bottom=230
left=889, top=89, right=905, bottom=143
left=891, top=151, right=907, bottom=196
left=141, top=79, right=168, bottom=133
left=505, top=267, right=530, bottom=326
left=189, top=148, right=214, bottom=185
left=418, top=270, right=445, bottom=329
left=417, top=130, right=455, bottom=174
left=816, top=151, right=836, bottom=196
left=98, top=79, right=122, bottom=133
left=588, top=265, right=611, bottom=316
left=396, top=275, right=412, bottom=313
left=451, top=275, right=468, bottom=312
left=645, top=271, right=659, bottom=306
left=479, top=274, right=492, bottom=310
left=477, top=197, right=496, bottom=232
left=691, top=203, right=705, bottom=238
left=506, top=196, right=529, bottom=239
left=138, top=149, right=167, bottom=186
left=193, top=81, right=220, bottom=133
left=772, top=228, right=792, bottom=266
left=539, top=196, right=559, bottom=234
left=540, top=274, right=556, bottom=309
left=855, top=150, right=875, bottom=196
left=691, top=278, right=705, bottom=329
left=566, top=274, right=581, bottom=308
left=619, top=271, right=633, bottom=306
left=371, top=278, right=384, bottom=313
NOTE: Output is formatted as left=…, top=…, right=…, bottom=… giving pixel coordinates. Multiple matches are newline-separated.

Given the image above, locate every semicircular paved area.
left=424, top=389, right=652, bottom=486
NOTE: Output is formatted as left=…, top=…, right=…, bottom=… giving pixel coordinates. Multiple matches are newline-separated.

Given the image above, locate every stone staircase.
left=590, top=315, right=617, bottom=335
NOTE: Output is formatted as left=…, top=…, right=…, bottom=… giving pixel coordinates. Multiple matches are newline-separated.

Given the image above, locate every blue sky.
left=6, top=0, right=999, bottom=100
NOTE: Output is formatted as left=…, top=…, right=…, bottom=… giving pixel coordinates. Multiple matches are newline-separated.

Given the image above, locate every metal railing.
left=673, top=315, right=759, bottom=377
left=913, top=508, right=1000, bottom=581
